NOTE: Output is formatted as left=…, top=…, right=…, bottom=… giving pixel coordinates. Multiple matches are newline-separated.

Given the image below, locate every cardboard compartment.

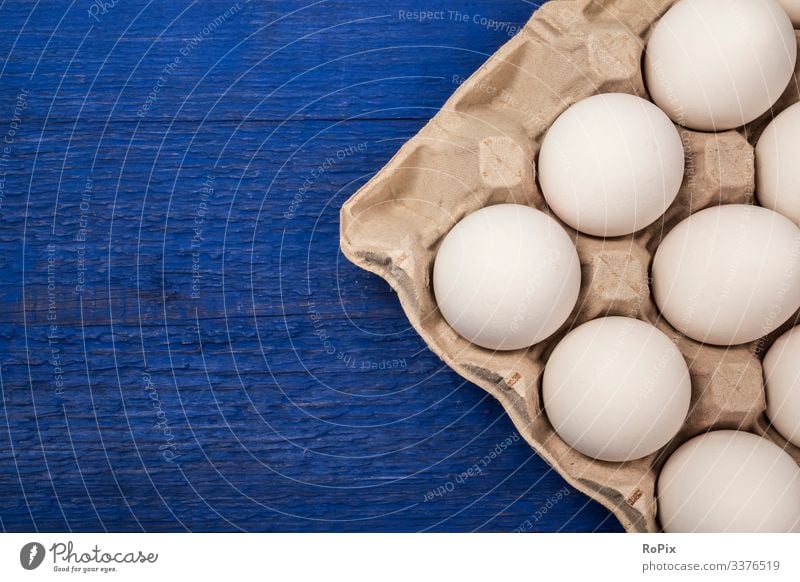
left=340, top=0, right=800, bottom=532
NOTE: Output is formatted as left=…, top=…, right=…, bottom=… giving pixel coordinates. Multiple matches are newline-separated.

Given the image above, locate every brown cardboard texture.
left=340, top=0, right=800, bottom=532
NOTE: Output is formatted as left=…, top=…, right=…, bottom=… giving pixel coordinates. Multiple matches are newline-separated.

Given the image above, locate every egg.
left=658, top=431, right=800, bottom=532
left=543, top=317, right=691, bottom=462
left=538, top=93, right=685, bottom=237
left=433, top=204, right=580, bottom=351
left=776, top=0, right=800, bottom=25
left=756, top=102, right=800, bottom=225
left=645, top=0, right=797, bottom=131
left=765, top=327, right=800, bottom=447
left=652, top=204, right=800, bottom=346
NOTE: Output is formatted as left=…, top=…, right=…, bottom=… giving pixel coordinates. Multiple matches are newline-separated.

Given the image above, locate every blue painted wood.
left=0, top=0, right=622, bottom=532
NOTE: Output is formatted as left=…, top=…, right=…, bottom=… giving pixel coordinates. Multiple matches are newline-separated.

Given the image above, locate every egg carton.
left=340, top=0, right=800, bottom=532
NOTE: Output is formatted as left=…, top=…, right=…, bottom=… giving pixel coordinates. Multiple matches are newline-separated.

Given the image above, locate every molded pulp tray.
left=340, top=0, right=800, bottom=532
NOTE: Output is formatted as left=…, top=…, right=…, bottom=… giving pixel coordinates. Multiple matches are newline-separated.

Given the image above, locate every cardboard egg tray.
left=340, top=0, right=800, bottom=532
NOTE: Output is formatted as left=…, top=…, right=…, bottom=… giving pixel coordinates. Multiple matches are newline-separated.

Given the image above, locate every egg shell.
left=539, top=93, right=685, bottom=237
left=775, top=0, right=800, bottom=26
left=543, top=317, right=691, bottom=462
left=341, top=0, right=800, bottom=532
left=658, top=430, right=800, bottom=532
left=645, top=0, right=797, bottom=131
left=756, top=101, right=800, bottom=225
left=433, top=204, right=581, bottom=351
left=765, top=327, right=800, bottom=447
left=652, top=204, right=800, bottom=346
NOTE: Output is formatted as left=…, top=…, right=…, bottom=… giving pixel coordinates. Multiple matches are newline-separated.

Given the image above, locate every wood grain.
left=0, top=0, right=621, bottom=532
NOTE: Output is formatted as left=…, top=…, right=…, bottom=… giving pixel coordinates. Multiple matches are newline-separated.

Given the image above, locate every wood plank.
left=0, top=0, right=620, bottom=532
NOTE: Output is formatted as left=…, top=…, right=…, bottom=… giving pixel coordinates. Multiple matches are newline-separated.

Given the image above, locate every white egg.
left=645, top=0, right=797, bottom=131
left=775, top=0, right=800, bottom=25
left=433, top=204, right=581, bottom=351
left=765, top=327, right=800, bottom=447
left=658, top=431, right=800, bottom=532
left=652, top=204, right=800, bottom=346
left=543, top=317, right=691, bottom=462
left=538, top=93, right=685, bottom=237
left=756, top=102, right=800, bottom=225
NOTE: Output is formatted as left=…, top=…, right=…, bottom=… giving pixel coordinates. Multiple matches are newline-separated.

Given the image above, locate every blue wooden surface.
left=0, top=0, right=622, bottom=532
